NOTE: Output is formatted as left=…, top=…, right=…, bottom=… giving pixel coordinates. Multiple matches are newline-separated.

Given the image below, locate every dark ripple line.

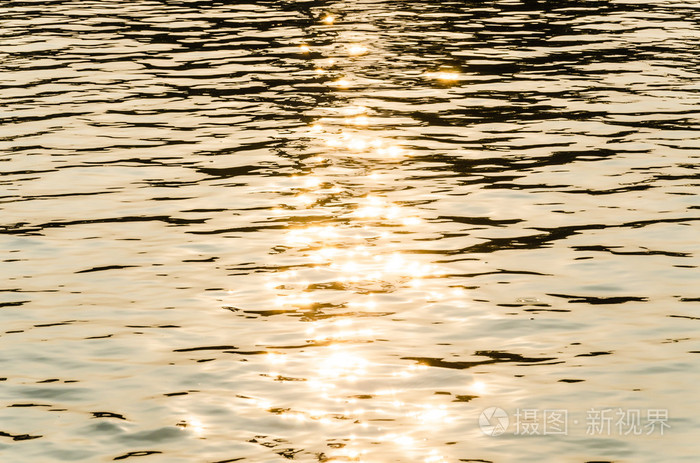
left=1, top=215, right=209, bottom=235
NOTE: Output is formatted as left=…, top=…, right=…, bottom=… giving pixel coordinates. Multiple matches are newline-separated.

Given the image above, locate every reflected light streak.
left=333, top=78, right=350, bottom=88
left=285, top=226, right=340, bottom=246
left=451, top=287, right=466, bottom=297
left=309, top=327, right=376, bottom=342
left=317, top=348, right=369, bottom=381
left=382, top=433, right=415, bottom=448
left=304, top=176, right=321, bottom=188
left=319, top=130, right=409, bottom=160
left=353, top=196, right=419, bottom=222
left=348, top=138, right=367, bottom=151
left=255, top=28, right=464, bottom=452
left=346, top=115, right=369, bottom=126
left=425, top=452, right=448, bottom=463
left=425, top=71, right=460, bottom=81
left=180, top=417, right=205, bottom=436
left=408, top=405, right=453, bottom=424
left=347, top=300, right=377, bottom=310
left=342, top=105, right=368, bottom=116
left=348, top=44, right=368, bottom=56
left=402, top=216, right=422, bottom=226
left=266, top=353, right=286, bottom=364
left=295, top=193, right=315, bottom=206
left=471, top=380, right=487, bottom=394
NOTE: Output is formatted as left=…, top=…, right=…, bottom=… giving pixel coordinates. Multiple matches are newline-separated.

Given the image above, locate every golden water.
left=1, top=0, right=699, bottom=461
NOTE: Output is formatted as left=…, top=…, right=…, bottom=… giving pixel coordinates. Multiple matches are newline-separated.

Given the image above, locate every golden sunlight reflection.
left=425, top=451, right=449, bottom=463
left=320, top=132, right=408, bottom=159
left=303, top=175, right=321, bottom=188
left=284, top=225, right=339, bottom=246
left=178, top=417, right=205, bottom=436
left=333, top=78, right=350, bottom=88
left=382, top=433, right=415, bottom=448
left=346, top=115, right=369, bottom=126
left=294, top=193, right=315, bottom=207
left=424, top=71, right=461, bottom=81
left=305, top=318, right=375, bottom=341
left=408, top=405, right=453, bottom=424
left=348, top=44, right=368, bottom=56
left=255, top=353, right=465, bottom=462
left=316, top=347, right=369, bottom=382
left=342, top=105, right=367, bottom=116
left=471, top=380, right=487, bottom=394
left=302, top=109, right=416, bottom=162
left=235, top=22, right=473, bottom=463
left=273, top=225, right=440, bottom=293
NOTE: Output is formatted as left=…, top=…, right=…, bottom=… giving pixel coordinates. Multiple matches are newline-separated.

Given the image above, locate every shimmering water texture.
left=1, top=0, right=699, bottom=462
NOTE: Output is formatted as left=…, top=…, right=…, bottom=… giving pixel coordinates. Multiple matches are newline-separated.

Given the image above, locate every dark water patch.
left=1, top=215, right=209, bottom=236
left=576, top=351, right=613, bottom=358
left=523, top=308, right=570, bottom=313
left=163, top=391, right=197, bottom=397
left=8, top=403, right=52, bottom=407
left=669, top=314, right=700, bottom=321
left=0, top=430, right=42, bottom=441
left=182, top=256, right=218, bottom=262
left=173, top=345, right=238, bottom=352
left=572, top=245, right=691, bottom=257
left=125, top=325, right=180, bottom=329
left=33, top=320, right=77, bottom=327
left=547, top=294, right=648, bottom=305
left=242, top=309, right=300, bottom=317
left=276, top=448, right=302, bottom=459
left=113, top=451, right=163, bottom=460
left=85, top=334, right=114, bottom=339
left=0, top=301, right=30, bottom=308
left=403, top=351, right=557, bottom=370
left=270, top=375, right=306, bottom=382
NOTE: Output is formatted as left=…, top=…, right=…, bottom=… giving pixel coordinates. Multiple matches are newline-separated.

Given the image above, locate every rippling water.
left=1, top=0, right=699, bottom=461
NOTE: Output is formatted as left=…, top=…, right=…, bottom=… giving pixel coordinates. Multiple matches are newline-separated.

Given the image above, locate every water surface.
left=1, top=0, right=699, bottom=461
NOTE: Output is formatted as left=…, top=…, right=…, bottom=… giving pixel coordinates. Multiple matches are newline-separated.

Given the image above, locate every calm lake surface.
left=1, top=0, right=699, bottom=461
